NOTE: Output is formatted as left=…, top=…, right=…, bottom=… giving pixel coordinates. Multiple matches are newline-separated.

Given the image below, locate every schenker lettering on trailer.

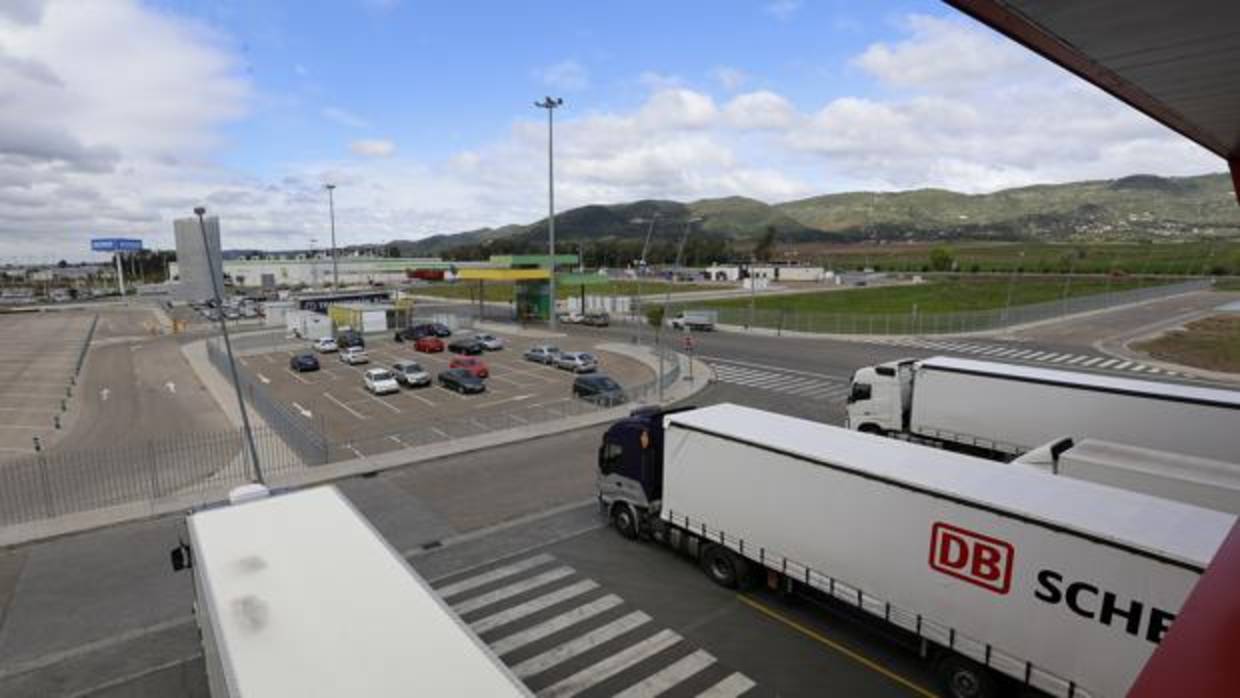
left=1034, top=570, right=1177, bottom=645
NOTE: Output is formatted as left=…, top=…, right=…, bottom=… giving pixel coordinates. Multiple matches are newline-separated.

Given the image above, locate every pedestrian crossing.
left=433, top=553, right=757, bottom=698
left=706, top=362, right=851, bottom=402
left=864, top=337, right=1179, bottom=376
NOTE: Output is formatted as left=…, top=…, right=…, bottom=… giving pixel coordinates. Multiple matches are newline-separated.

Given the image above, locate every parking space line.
left=430, top=426, right=449, bottom=438
left=286, top=369, right=311, bottom=385
left=403, top=390, right=436, bottom=407
left=356, top=387, right=402, bottom=413
left=323, top=391, right=367, bottom=419
left=438, top=386, right=469, bottom=400
left=388, top=434, right=411, bottom=449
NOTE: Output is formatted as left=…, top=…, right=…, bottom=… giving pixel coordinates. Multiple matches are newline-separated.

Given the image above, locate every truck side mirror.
left=170, top=541, right=192, bottom=572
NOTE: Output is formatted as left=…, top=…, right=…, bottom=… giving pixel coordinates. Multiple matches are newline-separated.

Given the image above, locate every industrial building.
left=173, top=216, right=224, bottom=301
left=168, top=256, right=456, bottom=289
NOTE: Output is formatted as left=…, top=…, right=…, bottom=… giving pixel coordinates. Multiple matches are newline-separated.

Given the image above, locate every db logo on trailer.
left=929, top=522, right=1014, bottom=595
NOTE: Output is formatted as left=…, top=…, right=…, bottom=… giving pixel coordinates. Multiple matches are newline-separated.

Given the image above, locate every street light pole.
left=195, top=206, right=263, bottom=483
left=325, top=183, right=338, bottom=289
left=535, top=96, right=563, bottom=329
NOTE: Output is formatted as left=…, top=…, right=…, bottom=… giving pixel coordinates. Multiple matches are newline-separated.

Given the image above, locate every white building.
left=169, top=256, right=450, bottom=289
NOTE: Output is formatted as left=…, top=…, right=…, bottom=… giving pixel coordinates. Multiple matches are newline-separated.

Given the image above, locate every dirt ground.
left=1134, top=314, right=1240, bottom=373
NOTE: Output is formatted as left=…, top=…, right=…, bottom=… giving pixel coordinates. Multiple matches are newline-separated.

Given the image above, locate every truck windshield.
left=848, top=383, right=871, bottom=403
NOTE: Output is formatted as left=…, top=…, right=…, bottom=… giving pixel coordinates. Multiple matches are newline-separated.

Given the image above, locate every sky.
left=0, top=0, right=1226, bottom=261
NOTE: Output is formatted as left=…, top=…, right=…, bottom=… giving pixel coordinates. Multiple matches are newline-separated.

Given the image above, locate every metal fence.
left=663, top=279, right=1211, bottom=335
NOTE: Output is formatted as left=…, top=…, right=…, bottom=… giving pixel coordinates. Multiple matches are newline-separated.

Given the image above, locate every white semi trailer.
left=172, top=485, right=529, bottom=698
left=844, top=356, right=1240, bottom=462
left=596, top=404, right=1234, bottom=698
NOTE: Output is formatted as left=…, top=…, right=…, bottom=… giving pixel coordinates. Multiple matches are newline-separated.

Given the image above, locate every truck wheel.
left=857, top=423, right=883, bottom=436
left=611, top=504, right=639, bottom=540
left=701, top=545, right=746, bottom=589
left=937, top=654, right=998, bottom=698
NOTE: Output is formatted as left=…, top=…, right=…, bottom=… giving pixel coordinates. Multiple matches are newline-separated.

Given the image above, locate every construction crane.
left=673, top=216, right=703, bottom=274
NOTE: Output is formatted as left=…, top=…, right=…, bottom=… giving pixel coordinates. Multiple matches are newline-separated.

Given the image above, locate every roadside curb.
left=1094, top=313, right=1240, bottom=385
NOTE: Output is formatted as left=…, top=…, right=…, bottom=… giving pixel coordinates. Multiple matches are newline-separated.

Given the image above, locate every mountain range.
left=372, top=172, right=1240, bottom=257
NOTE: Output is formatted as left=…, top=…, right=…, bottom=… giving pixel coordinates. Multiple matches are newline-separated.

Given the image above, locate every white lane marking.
left=356, top=387, right=402, bottom=413
left=100, top=387, right=110, bottom=401
left=613, top=649, right=718, bottom=698
left=291, top=402, right=313, bottom=418
left=430, top=426, right=449, bottom=438
left=1066, top=355, right=1088, bottom=365
left=990, top=348, right=1023, bottom=358
left=388, top=434, right=410, bottom=448
left=698, top=356, right=848, bottom=382
left=537, top=629, right=681, bottom=698
left=257, top=373, right=270, bottom=384
left=1010, top=350, right=1038, bottom=359
left=1113, top=361, right=1133, bottom=370
left=491, top=595, right=625, bottom=657
left=480, top=393, right=537, bottom=409
left=436, top=554, right=557, bottom=600
left=165, top=381, right=176, bottom=394
left=1025, top=352, right=1051, bottom=360
left=322, top=391, right=366, bottom=419
left=1097, top=359, right=1120, bottom=368
left=696, top=673, right=757, bottom=698
left=1130, top=364, right=1148, bottom=372
left=470, top=580, right=600, bottom=635
left=1081, top=357, right=1104, bottom=366
left=404, top=390, right=436, bottom=407
left=452, top=567, right=576, bottom=615
left=287, top=369, right=311, bottom=384
left=512, top=611, right=652, bottom=679
left=1049, top=354, right=1075, bottom=363
left=345, top=443, right=364, bottom=458
left=0, top=424, right=44, bottom=430
left=1147, top=367, right=1163, bottom=374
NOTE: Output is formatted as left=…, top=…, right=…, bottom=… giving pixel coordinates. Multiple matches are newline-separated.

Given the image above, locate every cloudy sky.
left=0, top=0, right=1225, bottom=260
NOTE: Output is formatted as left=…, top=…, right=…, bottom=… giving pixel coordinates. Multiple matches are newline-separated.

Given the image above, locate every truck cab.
left=597, top=406, right=692, bottom=538
left=845, top=359, right=914, bottom=433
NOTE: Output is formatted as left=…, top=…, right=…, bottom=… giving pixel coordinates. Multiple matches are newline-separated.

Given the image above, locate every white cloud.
left=637, top=89, right=719, bottom=130
left=536, top=60, right=589, bottom=91
left=712, top=66, right=748, bottom=91
left=724, top=91, right=797, bottom=129
left=637, top=71, right=682, bottom=90
left=765, top=0, right=802, bottom=21
left=853, top=14, right=1030, bottom=91
left=350, top=139, right=396, bottom=157
left=322, top=106, right=370, bottom=128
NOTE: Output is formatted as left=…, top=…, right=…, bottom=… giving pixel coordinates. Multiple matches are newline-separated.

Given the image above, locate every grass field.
left=700, top=277, right=1149, bottom=314
left=785, top=241, right=1240, bottom=276
left=1134, top=315, right=1240, bottom=373
left=412, top=279, right=729, bottom=303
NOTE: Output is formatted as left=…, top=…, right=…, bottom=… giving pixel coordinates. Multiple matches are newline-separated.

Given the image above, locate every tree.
left=386, top=245, right=401, bottom=259
left=57, top=259, right=68, bottom=268
left=753, top=225, right=778, bottom=262
left=645, top=305, right=665, bottom=334
left=929, top=246, right=954, bottom=272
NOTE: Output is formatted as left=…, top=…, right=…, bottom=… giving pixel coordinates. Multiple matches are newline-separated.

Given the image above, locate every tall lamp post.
left=325, top=183, right=339, bottom=289
left=194, top=206, right=263, bottom=483
left=535, top=96, right=563, bottom=329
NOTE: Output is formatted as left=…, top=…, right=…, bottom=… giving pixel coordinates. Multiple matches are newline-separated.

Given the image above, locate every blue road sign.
left=91, top=238, right=143, bottom=252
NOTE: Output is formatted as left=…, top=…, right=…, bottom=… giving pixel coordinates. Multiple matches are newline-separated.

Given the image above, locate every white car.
left=363, top=368, right=399, bottom=395
left=473, top=334, right=504, bottom=351
left=314, top=337, right=338, bottom=353
left=556, top=311, right=584, bottom=324
left=523, top=345, right=561, bottom=364
left=339, top=346, right=369, bottom=365
left=391, top=360, right=431, bottom=387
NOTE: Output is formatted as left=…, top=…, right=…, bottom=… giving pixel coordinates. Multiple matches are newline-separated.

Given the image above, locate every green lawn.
left=700, top=277, right=1148, bottom=314
left=412, top=279, right=729, bottom=302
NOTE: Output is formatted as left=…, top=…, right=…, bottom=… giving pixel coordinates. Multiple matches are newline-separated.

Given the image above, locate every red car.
left=449, top=356, right=489, bottom=378
left=414, top=336, right=444, bottom=353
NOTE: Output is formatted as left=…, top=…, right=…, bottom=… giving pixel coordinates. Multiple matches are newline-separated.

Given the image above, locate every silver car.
left=473, top=333, right=504, bottom=351
left=555, top=351, right=598, bottom=373
left=391, top=360, right=431, bottom=387
left=523, top=345, right=561, bottom=364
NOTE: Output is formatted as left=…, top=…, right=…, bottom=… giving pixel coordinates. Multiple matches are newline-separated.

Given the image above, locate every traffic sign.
left=91, top=238, right=143, bottom=252
left=682, top=335, right=695, bottom=351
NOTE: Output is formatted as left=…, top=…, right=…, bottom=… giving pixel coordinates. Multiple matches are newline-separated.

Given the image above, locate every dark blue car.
left=289, top=353, right=320, bottom=372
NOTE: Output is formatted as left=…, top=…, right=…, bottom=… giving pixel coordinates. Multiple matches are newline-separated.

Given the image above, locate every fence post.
left=148, top=439, right=160, bottom=500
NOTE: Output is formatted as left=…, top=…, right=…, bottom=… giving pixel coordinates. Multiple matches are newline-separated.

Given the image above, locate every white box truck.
left=844, top=356, right=1240, bottom=462
left=595, top=404, right=1234, bottom=698
left=1013, top=437, right=1240, bottom=515
left=172, top=485, right=529, bottom=698
left=670, top=310, right=717, bottom=331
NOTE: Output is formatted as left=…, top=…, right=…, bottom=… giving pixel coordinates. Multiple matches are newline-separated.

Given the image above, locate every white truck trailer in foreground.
left=844, top=356, right=1240, bottom=462
left=596, top=404, right=1234, bottom=698
left=173, top=485, right=529, bottom=698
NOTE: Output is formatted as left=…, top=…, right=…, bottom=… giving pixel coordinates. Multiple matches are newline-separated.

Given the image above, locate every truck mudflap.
left=659, top=509, right=1091, bottom=698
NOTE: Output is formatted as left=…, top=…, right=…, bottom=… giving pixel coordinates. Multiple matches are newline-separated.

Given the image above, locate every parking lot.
left=241, top=330, right=654, bottom=458
left=0, top=311, right=93, bottom=456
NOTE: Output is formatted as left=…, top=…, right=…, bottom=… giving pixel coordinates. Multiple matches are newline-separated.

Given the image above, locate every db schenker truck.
left=171, top=485, right=529, bottom=698
left=844, top=356, right=1240, bottom=462
left=596, top=403, right=1234, bottom=698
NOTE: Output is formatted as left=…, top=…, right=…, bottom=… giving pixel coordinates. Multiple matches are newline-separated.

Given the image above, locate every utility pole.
left=195, top=206, right=263, bottom=483
left=325, top=183, right=338, bottom=289
left=535, top=96, right=563, bottom=329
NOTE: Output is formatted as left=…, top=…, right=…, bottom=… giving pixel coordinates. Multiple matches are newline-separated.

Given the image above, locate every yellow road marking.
left=736, top=594, right=938, bottom=698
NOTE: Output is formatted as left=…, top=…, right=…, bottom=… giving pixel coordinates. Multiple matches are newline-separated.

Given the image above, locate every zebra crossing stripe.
left=991, top=348, right=1023, bottom=358
left=490, top=595, right=625, bottom=657
left=1097, top=359, right=1120, bottom=368
left=1066, top=356, right=1088, bottom=365
left=452, top=567, right=576, bottom=615
left=512, top=611, right=652, bottom=679
left=436, top=554, right=556, bottom=600
left=612, top=649, right=717, bottom=698
left=1130, top=364, right=1148, bottom=372
left=536, top=629, right=682, bottom=698
left=469, top=580, right=600, bottom=634
left=697, top=673, right=758, bottom=697
left=1081, top=357, right=1104, bottom=366
left=1009, top=350, right=1037, bottom=359
left=1113, top=361, right=1133, bottom=370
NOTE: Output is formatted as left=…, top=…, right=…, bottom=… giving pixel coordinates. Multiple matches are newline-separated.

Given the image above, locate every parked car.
left=449, top=356, right=490, bottom=379
left=473, top=334, right=504, bottom=351
left=394, top=324, right=435, bottom=342
left=363, top=368, right=400, bottom=395
left=438, top=368, right=485, bottom=394
left=556, top=310, right=584, bottom=324
left=572, top=374, right=627, bottom=406
left=336, top=329, right=365, bottom=349
left=430, top=322, right=452, bottom=337
left=391, top=360, right=431, bottom=387
left=523, top=345, right=561, bottom=364
left=289, top=353, right=320, bottom=372
left=222, top=308, right=241, bottom=321
left=582, top=311, right=610, bottom=327
left=555, top=351, right=598, bottom=373
left=414, top=336, right=445, bottom=353
left=313, top=337, right=338, bottom=353
left=448, top=338, right=485, bottom=355
left=339, top=346, right=370, bottom=365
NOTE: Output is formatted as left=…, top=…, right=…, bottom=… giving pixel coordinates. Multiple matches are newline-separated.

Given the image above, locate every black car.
left=289, top=353, right=320, bottom=372
left=573, top=374, right=626, bottom=406
left=448, top=338, right=485, bottom=355
left=438, top=368, right=485, bottom=394
left=337, top=330, right=365, bottom=349
left=430, top=322, right=452, bottom=337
